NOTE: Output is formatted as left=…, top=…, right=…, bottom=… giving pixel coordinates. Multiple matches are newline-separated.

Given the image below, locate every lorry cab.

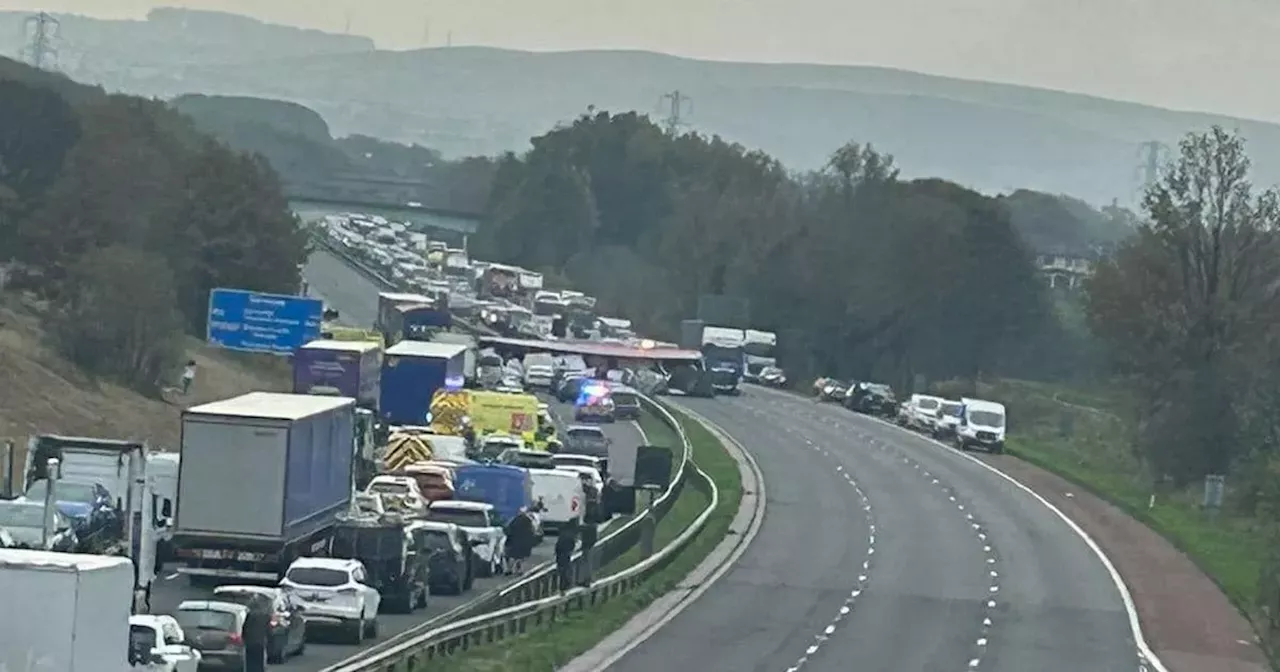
left=956, top=398, right=1008, bottom=453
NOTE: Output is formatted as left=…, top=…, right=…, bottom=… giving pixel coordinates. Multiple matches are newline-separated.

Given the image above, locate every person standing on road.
left=554, top=518, right=579, bottom=594
left=504, top=507, right=536, bottom=575
left=240, top=594, right=270, bottom=672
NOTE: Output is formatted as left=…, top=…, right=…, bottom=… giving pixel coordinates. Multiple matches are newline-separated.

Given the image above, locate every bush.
left=48, top=245, right=184, bottom=393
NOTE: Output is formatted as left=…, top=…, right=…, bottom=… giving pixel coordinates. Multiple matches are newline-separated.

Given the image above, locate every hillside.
left=8, top=9, right=1280, bottom=204
left=0, top=294, right=289, bottom=451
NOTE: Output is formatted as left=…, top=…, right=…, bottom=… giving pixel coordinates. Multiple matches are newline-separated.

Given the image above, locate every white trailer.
left=0, top=549, right=134, bottom=672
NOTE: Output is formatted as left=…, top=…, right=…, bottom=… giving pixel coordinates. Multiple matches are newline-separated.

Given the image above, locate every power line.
left=21, top=12, right=60, bottom=70
left=657, top=90, right=693, bottom=135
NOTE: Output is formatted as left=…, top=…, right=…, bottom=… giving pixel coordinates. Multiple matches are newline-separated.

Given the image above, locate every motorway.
left=609, top=388, right=1141, bottom=672
left=145, top=250, right=646, bottom=671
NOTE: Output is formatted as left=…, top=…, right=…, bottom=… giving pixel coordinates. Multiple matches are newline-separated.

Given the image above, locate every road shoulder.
left=558, top=402, right=766, bottom=672
left=976, top=453, right=1269, bottom=672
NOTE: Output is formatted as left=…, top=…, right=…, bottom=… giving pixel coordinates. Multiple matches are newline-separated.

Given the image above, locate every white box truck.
left=173, top=392, right=356, bottom=583
left=0, top=549, right=134, bottom=672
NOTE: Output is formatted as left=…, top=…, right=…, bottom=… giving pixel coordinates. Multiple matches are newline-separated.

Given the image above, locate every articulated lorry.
left=682, top=322, right=747, bottom=395
left=173, top=392, right=356, bottom=583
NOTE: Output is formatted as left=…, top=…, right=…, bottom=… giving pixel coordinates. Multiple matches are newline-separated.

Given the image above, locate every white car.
left=481, top=433, right=525, bottom=456
left=129, top=614, right=201, bottom=672
left=280, top=557, right=381, bottom=644
left=932, top=399, right=965, bottom=438
left=363, top=475, right=429, bottom=517
left=426, top=500, right=507, bottom=577
left=907, top=394, right=945, bottom=431
left=524, top=364, right=555, bottom=388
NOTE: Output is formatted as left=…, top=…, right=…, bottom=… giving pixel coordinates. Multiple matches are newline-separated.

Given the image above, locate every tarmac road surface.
left=607, top=389, right=1139, bottom=672
left=137, top=252, right=646, bottom=672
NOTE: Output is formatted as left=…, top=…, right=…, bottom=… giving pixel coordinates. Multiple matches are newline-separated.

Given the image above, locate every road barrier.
left=308, top=231, right=719, bottom=670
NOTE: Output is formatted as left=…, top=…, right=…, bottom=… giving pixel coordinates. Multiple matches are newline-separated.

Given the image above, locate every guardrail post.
left=639, top=507, right=657, bottom=559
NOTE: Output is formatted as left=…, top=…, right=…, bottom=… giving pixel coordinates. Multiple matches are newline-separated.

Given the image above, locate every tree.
left=1086, top=126, right=1280, bottom=483
left=0, top=79, right=80, bottom=258
left=47, top=245, right=184, bottom=392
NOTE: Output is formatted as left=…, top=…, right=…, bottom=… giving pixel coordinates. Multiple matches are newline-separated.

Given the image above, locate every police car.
left=573, top=381, right=616, bottom=423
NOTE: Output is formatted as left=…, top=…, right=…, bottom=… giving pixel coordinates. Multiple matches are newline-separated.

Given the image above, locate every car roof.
left=566, top=424, right=605, bottom=434
left=213, top=585, right=280, bottom=597
left=289, top=556, right=361, bottom=571
left=552, top=453, right=602, bottom=462
left=961, top=398, right=1006, bottom=413
left=430, top=500, right=494, bottom=512
left=177, top=600, right=249, bottom=615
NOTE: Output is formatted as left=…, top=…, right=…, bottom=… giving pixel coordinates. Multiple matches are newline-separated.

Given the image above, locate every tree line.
left=473, top=110, right=1097, bottom=389
left=0, top=66, right=309, bottom=392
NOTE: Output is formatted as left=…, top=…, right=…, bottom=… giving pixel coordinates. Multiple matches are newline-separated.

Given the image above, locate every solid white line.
left=582, top=402, right=767, bottom=671
left=748, top=385, right=1169, bottom=672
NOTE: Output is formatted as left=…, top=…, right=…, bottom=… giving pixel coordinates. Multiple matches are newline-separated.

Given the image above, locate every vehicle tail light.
left=228, top=633, right=243, bottom=645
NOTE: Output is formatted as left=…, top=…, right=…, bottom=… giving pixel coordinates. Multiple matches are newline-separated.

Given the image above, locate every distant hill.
left=8, top=8, right=1280, bottom=204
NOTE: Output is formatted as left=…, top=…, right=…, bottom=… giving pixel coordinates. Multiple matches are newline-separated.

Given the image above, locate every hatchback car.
left=279, top=557, right=382, bottom=644
left=173, top=600, right=249, bottom=670
left=212, top=585, right=307, bottom=663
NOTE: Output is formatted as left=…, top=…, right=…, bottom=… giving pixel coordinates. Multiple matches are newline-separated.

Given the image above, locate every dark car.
left=173, top=600, right=249, bottom=669
left=556, top=375, right=589, bottom=402
left=329, top=518, right=429, bottom=613
left=845, top=383, right=897, bottom=416
left=607, top=384, right=642, bottom=420
left=212, top=585, right=307, bottom=663
left=410, top=521, right=476, bottom=595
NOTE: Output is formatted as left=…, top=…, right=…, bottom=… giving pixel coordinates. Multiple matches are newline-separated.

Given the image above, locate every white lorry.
left=0, top=548, right=135, bottom=672
left=173, top=392, right=357, bottom=583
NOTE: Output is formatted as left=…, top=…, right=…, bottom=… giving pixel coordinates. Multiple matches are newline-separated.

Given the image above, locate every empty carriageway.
left=606, top=388, right=1141, bottom=672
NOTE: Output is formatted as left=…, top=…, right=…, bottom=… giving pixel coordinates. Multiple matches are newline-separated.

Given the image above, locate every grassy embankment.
left=976, top=378, right=1269, bottom=649
left=426, top=402, right=744, bottom=671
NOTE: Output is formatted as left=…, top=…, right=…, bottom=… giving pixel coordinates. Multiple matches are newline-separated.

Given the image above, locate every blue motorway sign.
left=206, top=288, right=323, bottom=355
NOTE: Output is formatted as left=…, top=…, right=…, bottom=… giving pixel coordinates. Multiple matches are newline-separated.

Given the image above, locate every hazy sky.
left=4, top=0, right=1279, bottom=122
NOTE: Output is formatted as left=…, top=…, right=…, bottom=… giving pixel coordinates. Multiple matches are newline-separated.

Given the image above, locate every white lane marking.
left=751, top=385, right=1171, bottom=672
left=784, top=449, right=875, bottom=672
left=747, top=397, right=1003, bottom=672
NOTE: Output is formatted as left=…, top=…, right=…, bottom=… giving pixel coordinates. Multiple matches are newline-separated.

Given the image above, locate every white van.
left=906, top=394, right=944, bottom=432
left=527, top=468, right=585, bottom=533
left=955, top=398, right=1008, bottom=454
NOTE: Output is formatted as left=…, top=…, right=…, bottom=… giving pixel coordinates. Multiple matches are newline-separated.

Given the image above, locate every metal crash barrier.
left=311, top=232, right=720, bottom=671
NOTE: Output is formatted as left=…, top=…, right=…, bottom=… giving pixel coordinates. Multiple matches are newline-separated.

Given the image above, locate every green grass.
left=981, top=379, right=1272, bottom=658
left=425, top=402, right=744, bottom=672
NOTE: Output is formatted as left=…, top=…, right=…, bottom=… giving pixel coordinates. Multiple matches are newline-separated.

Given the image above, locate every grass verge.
left=427, top=402, right=744, bottom=672
left=980, top=379, right=1272, bottom=660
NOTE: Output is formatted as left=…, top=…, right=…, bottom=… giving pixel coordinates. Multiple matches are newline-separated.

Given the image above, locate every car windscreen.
left=422, top=530, right=453, bottom=551
left=25, top=480, right=97, bottom=503
left=175, top=609, right=238, bottom=632
left=368, top=481, right=410, bottom=495
left=970, top=410, right=1006, bottom=428
left=566, top=428, right=604, bottom=440
left=941, top=402, right=963, bottom=416
left=427, top=509, right=489, bottom=528
left=284, top=567, right=349, bottom=587
left=611, top=392, right=638, bottom=406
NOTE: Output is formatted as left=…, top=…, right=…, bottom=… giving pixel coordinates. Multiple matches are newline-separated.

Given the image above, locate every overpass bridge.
left=289, top=196, right=481, bottom=240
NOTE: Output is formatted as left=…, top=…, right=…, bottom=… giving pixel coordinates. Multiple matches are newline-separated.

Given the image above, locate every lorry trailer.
left=0, top=549, right=135, bottom=672
left=173, top=392, right=356, bottom=583
left=380, top=341, right=469, bottom=426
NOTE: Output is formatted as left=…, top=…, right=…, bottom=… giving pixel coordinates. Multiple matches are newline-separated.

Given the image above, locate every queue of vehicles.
left=812, top=378, right=1009, bottom=454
